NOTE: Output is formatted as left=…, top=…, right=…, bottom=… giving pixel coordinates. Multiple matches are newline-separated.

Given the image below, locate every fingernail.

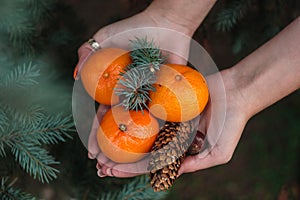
left=96, top=163, right=102, bottom=170
left=88, top=152, right=96, bottom=159
left=73, top=66, right=79, bottom=80
left=106, top=168, right=113, bottom=176
left=97, top=169, right=107, bottom=177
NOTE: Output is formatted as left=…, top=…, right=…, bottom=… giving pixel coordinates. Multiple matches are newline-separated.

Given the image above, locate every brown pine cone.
left=148, top=120, right=199, bottom=192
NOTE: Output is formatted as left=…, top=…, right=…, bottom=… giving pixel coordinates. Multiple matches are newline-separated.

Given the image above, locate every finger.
left=74, top=24, right=111, bottom=79
left=88, top=105, right=110, bottom=159
left=96, top=162, right=102, bottom=170
left=96, top=157, right=114, bottom=178
left=74, top=27, right=109, bottom=80
left=178, top=150, right=217, bottom=176
left=96, top=152, right=110, bottom=166
left=101, top=161, right=117, bottom=175
left=97, top=168, right=107, bottom=178
left=113, top=158, right=149, bottom=176
left=179, top=125, right=242, bottom=175
left=100, top=158, right=149, bottom=178
left=74, top=43, right=94, bottom=80
left=96, top=104, right=111, bottom=121
left=106, top=168, right=143, bottom=178
left=87, top=114, right=100, bottom=159
left=197, top=100, right=211, bottom=134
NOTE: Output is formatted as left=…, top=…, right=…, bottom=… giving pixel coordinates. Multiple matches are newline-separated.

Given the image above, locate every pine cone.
left=187, top=130, right=206, bottom=155
left=148, top=120, right=198, bottom=192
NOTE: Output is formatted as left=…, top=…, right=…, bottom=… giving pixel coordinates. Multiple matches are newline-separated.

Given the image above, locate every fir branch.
left=11, top=142, right=59, bottom=183
left=2, top=62, right=40, bottom=89
left=0, top=11, right=35, bottom=55
left=19, top=105, right=45, bottom=126
left=215, top=0, right=254, bottom=32
left=115, top=37, right=165, bottom=111
left=0, top=108, right=73, bottom=146
left=100, top=175, right=167, bottom=200
left=0, top=106, right=10, bottom=157
left=8, top=20, right=35, bottom=53
left=0, top=177, right=36, bottom=200
left=0, top=0, right=45, bottom=56
left=0, top=103, right=74, bottom=182
left=0, top=104, right=45, bottom=130
left=24, top=114, right=74, bottom=145
left=25, top=0, right=56, bottom=22
left=0, top=143, right=6, bottom=158
left=130, top=37, right=165, bottom=73
left=115, top=67, right=156, bottom=111
left=0, top=109, right=9, bottom=133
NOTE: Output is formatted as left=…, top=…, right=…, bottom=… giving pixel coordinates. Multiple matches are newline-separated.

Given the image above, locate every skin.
left=75, top=0, right=300, bottom=178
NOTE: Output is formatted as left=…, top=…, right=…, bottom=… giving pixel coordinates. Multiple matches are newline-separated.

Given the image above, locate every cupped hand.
left=87, top=68, right=250, bottom=178
left=179, top=69, right=249, bottom=175
left=75, top=9, right=197, bottom=178
left=75, top=8, right=195, bottom=80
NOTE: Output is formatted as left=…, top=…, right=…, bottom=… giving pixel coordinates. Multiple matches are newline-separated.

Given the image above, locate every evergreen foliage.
left=115, top=67, right=156, bottom=111
left=129, top=37, right=165, bottom=73
left=215, top=0, right=253, bottom=32
left=1, top=0, right=297, bottom=199
left=99, top=175, right=167, bottom=200
left=0, top=0, right=55, bottom=57
left=0, top=0, right=78, bottom=198
left=2, top=62, right=40, bottom=88
left=0, top=62, right=74, bottom=183
left=0, top=177, right=36, bottom=200
left=115, top=37, right=164, bottom=111
left=214, top=0, right=299, bottom=55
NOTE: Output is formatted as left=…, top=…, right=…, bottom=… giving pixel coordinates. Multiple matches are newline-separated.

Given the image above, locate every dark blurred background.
left=0, top=0, right=299, bottom=199
left=64, top=1, right=300, bottom=199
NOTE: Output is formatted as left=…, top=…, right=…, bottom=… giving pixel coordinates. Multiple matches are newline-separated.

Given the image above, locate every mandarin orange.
left=148, top=64, right=209, bottom=122
left=97, top=106, right=159, bottom=163
left=80, top=48, right=131, bottom=105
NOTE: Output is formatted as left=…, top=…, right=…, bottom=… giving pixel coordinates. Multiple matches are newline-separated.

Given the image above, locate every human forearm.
left=145, top=0, right=217, bottom=36
left=228, top=17, right=300, bottom=118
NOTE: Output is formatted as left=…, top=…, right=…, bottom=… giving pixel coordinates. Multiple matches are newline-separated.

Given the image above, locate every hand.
left=79, top=13, right=300, bottom=179
left=179, top=17, right=300, bottom=174
left=77, top=8, right=197, bottom=178
left=74, top=8, right=196, bottom=80
left=74, top=0, right=217, bottom=79
left=88, top=67, right=250, bottom=178
left=179, top=70, right=249, bottom=175
left=78, top=9, right=249, bottom=177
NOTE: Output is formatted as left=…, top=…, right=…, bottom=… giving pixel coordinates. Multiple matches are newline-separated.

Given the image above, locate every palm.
left=179, top=72, right=248, bottom=174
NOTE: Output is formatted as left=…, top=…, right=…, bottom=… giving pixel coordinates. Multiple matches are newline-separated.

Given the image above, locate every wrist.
left=144, top=0, right=217, bottom=36
left=221, top=67, right=254, bottom=121
left=144, top=6, right=197, bottom=36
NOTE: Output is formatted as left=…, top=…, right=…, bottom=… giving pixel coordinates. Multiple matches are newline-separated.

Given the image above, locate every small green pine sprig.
left=115, top=37, right=165, bottom=111
left=130, top=37, right=166, bottom=73
left=115, top=66, right=156, bottom=111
